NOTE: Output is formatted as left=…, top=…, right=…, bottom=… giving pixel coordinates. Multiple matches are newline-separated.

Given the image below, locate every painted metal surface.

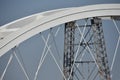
left=0, top=4, right=120, bottom=57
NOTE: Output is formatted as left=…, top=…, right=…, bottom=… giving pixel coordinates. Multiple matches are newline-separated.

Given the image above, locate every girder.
left=91, top=17, right=111, bottom=80
left=63, top=21, right=76, bottom=80
left=63, top=17, right=111, bottom=80
left=0, top=4, right=120, bottom=56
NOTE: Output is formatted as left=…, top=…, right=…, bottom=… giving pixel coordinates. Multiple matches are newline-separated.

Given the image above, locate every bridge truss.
left=0, top=4, right=120, bottom=80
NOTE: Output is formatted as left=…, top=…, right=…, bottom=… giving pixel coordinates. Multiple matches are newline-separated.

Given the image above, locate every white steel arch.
left=0, top=4, right=120, bottom=57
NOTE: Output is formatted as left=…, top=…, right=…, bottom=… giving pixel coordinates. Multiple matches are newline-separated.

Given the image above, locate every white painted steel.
left=0, top=4, right=120, bottom=57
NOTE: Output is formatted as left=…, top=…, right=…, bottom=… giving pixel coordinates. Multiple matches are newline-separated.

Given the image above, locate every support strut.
left=63, top=21, right=76, bottom=80
left=63, top=18, right=111, bottom=80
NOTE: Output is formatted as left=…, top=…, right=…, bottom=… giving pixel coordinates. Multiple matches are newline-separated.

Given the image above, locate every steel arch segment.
left=0, top=4, right=120, bottom=57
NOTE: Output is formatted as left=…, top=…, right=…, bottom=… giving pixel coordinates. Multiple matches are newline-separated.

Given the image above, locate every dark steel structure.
left=64, top=21, right=76, bottom=80
left=63, top=18, right=111, bottom=80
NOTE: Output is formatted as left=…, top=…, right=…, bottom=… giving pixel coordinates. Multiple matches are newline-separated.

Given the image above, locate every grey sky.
left=0, top=0, right=120, bottom=26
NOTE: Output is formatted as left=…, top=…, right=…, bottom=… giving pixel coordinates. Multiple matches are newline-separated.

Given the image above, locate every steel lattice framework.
left=91, top=17, right=111, bottom=80
left=0, top=4, right=120, bottom=80
left=64, top=21, right=76, bottom=80
left=64, top=17, right=111, bottom=80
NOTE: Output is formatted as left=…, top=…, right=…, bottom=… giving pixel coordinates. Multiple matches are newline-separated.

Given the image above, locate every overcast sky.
left=0, top=0, right=120, bottom=26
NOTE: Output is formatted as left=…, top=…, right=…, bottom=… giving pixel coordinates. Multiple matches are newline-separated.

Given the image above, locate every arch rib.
left=0, top=4, right=120, bottom=57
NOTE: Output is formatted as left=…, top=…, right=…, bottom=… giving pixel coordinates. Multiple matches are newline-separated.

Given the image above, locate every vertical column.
left=63, top=21, right=76, bottom=80
left=91, top=17, right=111, bottom=80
